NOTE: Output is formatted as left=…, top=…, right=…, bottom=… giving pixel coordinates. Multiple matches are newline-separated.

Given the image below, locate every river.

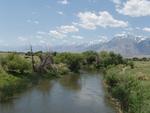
left=0, top=72, right=116, bottom=113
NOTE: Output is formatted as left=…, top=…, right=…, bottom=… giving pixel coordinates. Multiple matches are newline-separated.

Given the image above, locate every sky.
left=0, top=0, right=150, bottom=50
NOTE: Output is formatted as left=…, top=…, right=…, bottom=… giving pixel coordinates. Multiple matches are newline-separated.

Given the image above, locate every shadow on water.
left=0, top=72, right=116, bottom=113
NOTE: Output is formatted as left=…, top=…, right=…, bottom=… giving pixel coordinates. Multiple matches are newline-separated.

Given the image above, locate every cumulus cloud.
left=58, top=0, right=69, bottom=5
left=72, top=35, right=84, bottom=39
left=98, top=35, right=109, bottom=43
left=49, top=25, right=79, bottom=38
left=37, top=31, right=47, bottom=35
left=36, top=35, right=43, bottom=39
left=75, top=11, right=128, bottom=30
left=111, top=0, right=121, bottom=4
left=39, top=40, right=46, bottom=44
left=18, top=37, right=28, bottom=42
left=143, top=27, right=150, bottom=32
left=58, top=25, right=79, bottom=33
left=57, top=11, right=64, bottom=15
left=49, top=30, right=66, bottom=39
left=34, top=21, right=39, bottom=24
left=115, top=0, right=150, bottom=17
left=27, top=19, right=39, bottom=25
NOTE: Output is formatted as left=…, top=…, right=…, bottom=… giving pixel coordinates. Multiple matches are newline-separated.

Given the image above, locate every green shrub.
left=82, top=51, right=98, bottom=65
left=56, top=63, right=70, bottom=75
left=54, top=53, right=82, bottom=72
left=127, top=61, right=134, bottom=69
left=0, top=53, right=32, bottom=74
left=105, top=66, right=144, bottom=113
left=0, top=67, right=26, bottom=101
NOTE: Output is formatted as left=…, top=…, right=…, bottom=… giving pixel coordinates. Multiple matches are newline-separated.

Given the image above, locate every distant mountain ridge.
left=0, top=34, right=150, bottom=57
left=52, top=34, right=150, bottom=57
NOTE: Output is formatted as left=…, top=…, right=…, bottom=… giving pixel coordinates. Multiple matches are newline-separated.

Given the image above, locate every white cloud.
left=57, top=11, right=64, bottom=15
left=98, top=35, right=109, bottom=43
left=27, top=19, right=39, bottom=25
left=72, top=35, right=84, bottom=39
left=58, top=25, right=79, bottom=33
left=111, top=0, right=121, bottom=4
left=36, top=35, right=43, bottom=39
left=34, top=21, right=39, bottom=24
left=49, top=30, right=66, bottom=39
left=76, top=11, right=128, bottom=30
left=58, top=0, right=69, bottom=5
left=18, top=37, right=28, bottom=42
left=114, top=33, right=127, bottom=37
left=27, top=19, right=32, bottom=23
left=143, top=27, right=150, bottom=32
left=37, top=31, right=47, bottom=35
left=135, top=27, right=141, bottom=30
left=115, top=0, right=150, bottom=17
left=39, top=40, right=46, bottom=44
left=49, top=25, right=79, bottom=39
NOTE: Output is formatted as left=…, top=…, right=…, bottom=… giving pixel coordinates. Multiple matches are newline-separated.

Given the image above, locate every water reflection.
left=0, top=72, right=116, bottom=113
left=59, top=74, right=81, bottom=91
left=37, top=80, right=54, bottom=95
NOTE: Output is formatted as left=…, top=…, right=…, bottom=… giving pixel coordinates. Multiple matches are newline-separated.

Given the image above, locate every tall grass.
left=0, top=66, right=27, bottom=101
left=0, top=53, right=32, bottom=74
left=105, top=65, right=146, bottom=113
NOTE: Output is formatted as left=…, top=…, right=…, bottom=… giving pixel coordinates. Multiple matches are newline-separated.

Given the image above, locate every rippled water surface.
left=0, top=72, right=116, bottom=113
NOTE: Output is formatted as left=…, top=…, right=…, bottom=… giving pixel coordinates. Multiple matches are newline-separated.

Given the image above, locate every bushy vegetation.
left=0, top=51, right=149, bottom=113
left=0, top=53, right=32, bottom=101
left=82, top=51, right=98, bottom=65
left=54, top=52, right=83, bottom=72
left=98, top=51, right=126, bottom=68
left=0, top=66, right=26, bottom=101
left=132, top=57, right=150, bottom=61
left=105, top=62, right=150, bottom=113
left=0, top=53, right=32, bottom=74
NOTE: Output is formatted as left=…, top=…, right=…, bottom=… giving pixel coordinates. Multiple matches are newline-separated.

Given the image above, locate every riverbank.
left=103, top=80, right=123, bottom=113
left=1, top=51, right=149, bottom=113
left=0, top=51, right=130, bottom=102
left=0, top=53, right=68, bottom=102
left=103, top=61, right=150, bottom=113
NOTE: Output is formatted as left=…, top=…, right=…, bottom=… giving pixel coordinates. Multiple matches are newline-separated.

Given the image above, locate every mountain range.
left=0, top=34, right=150, bottom=57
left=53, top=34, right=150, bottom=57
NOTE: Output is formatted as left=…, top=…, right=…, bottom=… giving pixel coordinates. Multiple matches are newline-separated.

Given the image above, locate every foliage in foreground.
left=0, top=53, right=32, bottom=74
left=105, top=64, right=149, bottom=113
left=0, top=66, right=26, bottom=101
left=0, top=51, right=125, bottom=101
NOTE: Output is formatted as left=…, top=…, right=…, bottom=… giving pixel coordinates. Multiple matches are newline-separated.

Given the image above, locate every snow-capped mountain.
left=51, top=33, right=150, bottom=57
left=1, top=33, right=149, bottom=57
left=88, top=34, right=150, bottom=57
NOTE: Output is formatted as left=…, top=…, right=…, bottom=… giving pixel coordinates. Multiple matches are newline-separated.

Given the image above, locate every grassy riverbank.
left=0, top=51, right=127, bottom=102
left=0, top=51, right=150, bottom=113
left=104, top=61, right=150, bottom=113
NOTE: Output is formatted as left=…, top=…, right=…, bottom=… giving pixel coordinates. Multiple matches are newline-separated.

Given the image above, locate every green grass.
left=124, top=61, right=150, bottom=113
left=105, top=61, right=150, bottom=113
left=0, top=52, right=68, bottom=101
left=0, top=53, right=32, bottom=101
left=0, top=67, right=27, bottom=101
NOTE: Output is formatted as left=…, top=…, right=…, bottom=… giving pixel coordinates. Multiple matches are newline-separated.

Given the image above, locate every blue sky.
left=0, top=0, right=150, bottom=50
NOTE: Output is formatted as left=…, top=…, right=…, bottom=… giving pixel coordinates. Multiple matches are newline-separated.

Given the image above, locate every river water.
left=0, top=72, right=116, bottom=113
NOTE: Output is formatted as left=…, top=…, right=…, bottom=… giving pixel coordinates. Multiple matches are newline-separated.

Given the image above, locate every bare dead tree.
left=30, top=45, right=36, bottom=72
left=30, top=45, right=54, bottom=73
